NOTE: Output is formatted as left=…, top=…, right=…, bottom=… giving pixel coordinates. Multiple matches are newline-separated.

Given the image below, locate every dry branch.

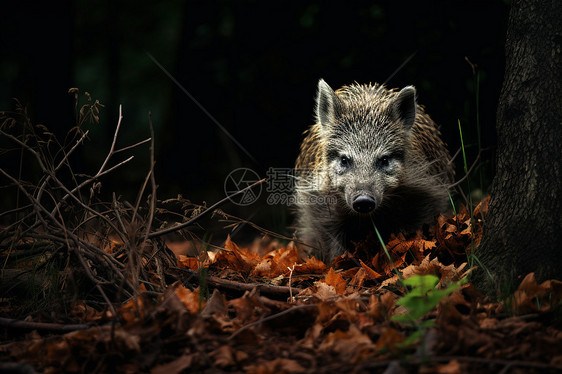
left=179, top=268, right=302, bottom=298
left=0, top=104, right=162, bottom=310
left=147, top=178, right=267, bottom=239
left=0, top=317, right=90, bottom=333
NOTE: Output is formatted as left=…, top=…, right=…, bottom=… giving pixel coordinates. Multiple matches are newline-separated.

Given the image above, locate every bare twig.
left=0, top=129, right=48, bottom=171
left=97, top=105, right=124, bottom=175
left=217, top=211, right=316, bottom=250
left=114, top=137, right=151, bottom=154
left=50, top=155, right=134, bottom=217
left=0, top=204, right=32, bottom=220
left=0, top=168, right=133, bottom=295
left=0, top=317, right=90, bottom=332
left=36, top=129, right=90, bottom=203
left=448, top=150, right=482, bottom=189
left=49, top=106, right=147, bottom=216
left=47, top=168, right=127, bottom=243
left=448, top=147, right=462, bottom=165
left=179, top=267, right=303, bottom=297
left=147, top=178, right=267, bottom=239
left=143, top=112, right=157, bottom=245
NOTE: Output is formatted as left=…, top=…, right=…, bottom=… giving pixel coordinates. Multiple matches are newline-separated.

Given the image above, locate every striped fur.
left=294, top=80, right=454, bottom=261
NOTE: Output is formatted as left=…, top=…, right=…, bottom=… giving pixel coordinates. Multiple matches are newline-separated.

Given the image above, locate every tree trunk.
left=473, top=0, right=562, bottom=296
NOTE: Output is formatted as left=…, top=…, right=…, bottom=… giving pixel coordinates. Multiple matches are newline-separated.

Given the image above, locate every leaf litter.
left=2, top=197, right=562, bottom=373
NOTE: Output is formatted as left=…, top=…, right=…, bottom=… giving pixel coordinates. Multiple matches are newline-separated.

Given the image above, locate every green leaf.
left=397, top=329, right=424, bottom=348
left=393, top=275, right=460, bottom=321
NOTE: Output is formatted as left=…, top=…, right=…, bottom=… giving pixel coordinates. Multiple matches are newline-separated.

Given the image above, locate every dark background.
left=1, top=0, right=509, bottom=234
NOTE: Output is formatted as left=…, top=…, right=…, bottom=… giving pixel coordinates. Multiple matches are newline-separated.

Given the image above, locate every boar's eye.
left=377, top=155, right=391, bottom=169
left=339, top=155, right=352, bottom=168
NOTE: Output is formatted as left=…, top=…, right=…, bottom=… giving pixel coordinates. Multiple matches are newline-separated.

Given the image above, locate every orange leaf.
left=177, top=255, right=200, bottom=270
left=174, top=284, right=201, bottom=314
left=298, top=256, right=328, bottom=274
left=212, top=236, right=261, bottom=273
left=513, top=273, right=562, bottom=313
left=367, top=291, right=397, bottom=322
left=435, top=360, right=461, bottom=374
left=322, top=268, right=347, bottom=295
left=473, top=196, right=491, bottom=220
left=374, top=327, right=403, bottom=351
left=152, top=355, right=193, bottom=374
left=318, top=324, right=373, bottom=363
left=359, top=259, right=382, bottom=279
left=251, top=246, right=303, bottom=277
left=118, top=296, right=146, bottom=323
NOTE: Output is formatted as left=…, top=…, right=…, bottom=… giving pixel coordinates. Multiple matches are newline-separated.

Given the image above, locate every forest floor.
left=1, top=197, right=562, bottom=374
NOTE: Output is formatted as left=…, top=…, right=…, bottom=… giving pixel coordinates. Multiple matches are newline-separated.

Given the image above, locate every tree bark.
left=473, top=0, right=562, bottom=296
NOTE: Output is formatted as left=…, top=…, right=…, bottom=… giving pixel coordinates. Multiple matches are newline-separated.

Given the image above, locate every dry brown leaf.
left=176, top=255, right=200, bottom=270
left=374, top=327, right=403, bottom=352
left=209, top=345, right=237, bottom=368
left=252, top=246, right=302, bottom=277
left=371, top=250, right=407, bottom=275
left=379, top=274, right=401, bottom=289
left=297, top=256, right=328, bottom=274
left=174, top=284, right=201, bottom=314
left=151, top=355, right=193, bottom=374
left=318, top=324, right=373, bottom=360
left=245, top=358, right=306, bottom=374
left=201, top=289, right=228, bottom=317
left=513, top=272, right=562, bottom=313
left=44, top=339, right=73, bottom=369
left=386, top=233, right=436, bottom=258
left=473, top=196, right=490, bottom=220
left=360, top=259, right=383, bottom=279
left=70, top=301, right=104, bottom=321
left=367, top=291, right=396, bottom=322
left=118, top=295, right=147, bottom=323
left=322, top=268, right=347, bottom=295
left=436, top=214, right=470, bottom=259
left=228, top=290, right=269, bottom=325
left=312, top=282, right=338, bottom=299
left=401, top=255, right=468, bottom=284
left=166, top=240, right=198, bottom=256
left=212, top=236, right=261, bottom=273
left=435, top=359, right=461, bottom=374
left=348, top=268, right=368, bottom=288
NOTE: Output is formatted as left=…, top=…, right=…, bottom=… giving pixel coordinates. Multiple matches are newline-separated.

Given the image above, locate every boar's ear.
left=316, top=79, right=343, bottom=127
left=392, top=86, right=417, bottom=131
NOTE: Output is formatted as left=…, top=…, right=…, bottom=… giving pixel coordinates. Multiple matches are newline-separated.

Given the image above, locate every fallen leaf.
left=209, top=345, right=237, bottom=368
left=318, top=324, right=374, bottom=363
left=374, top=327, right=403, bottom=352
left=435, top=359, right=461, bottom=374
left=367, top=291, right=397, bottom=322
left=151, top=355, right=193, bottom=374
left=322, top=268, right=347, bottom=295
left=176, top=255, right=200, bottom=270
left=513, top=273, right=562, bottom=313
left=252, top=246, right=303, bottom=277
left=201, top=289, right=227, bottom=317
left=245, top=358, right=306, bottom=374
left=174, top=284, right=201, bottom=314
left=212, top=236, right=261, bottom=273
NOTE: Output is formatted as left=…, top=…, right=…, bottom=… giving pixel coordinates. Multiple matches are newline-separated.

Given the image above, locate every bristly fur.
left=294, top=80, right=454, bottom=262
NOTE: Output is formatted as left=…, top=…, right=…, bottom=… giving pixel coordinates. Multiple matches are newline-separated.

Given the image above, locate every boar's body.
left=294, top=80, right=454, bottom=261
